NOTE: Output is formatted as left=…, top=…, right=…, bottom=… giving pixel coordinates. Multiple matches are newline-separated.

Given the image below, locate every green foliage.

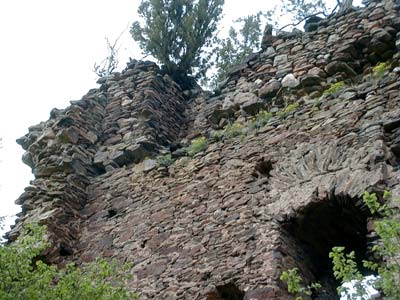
left=363, top=191, right=400, bottom=300
left=277, top=102, right=300, bottom=118
left=224, top=122, right=245, bottom=139
left=156, top=153, right=175, bottom=167
left=212, top=11, right=270, bottom=86
left=185, top=136, right=208, bottom=157
left=322, top=81, right=345, bottom=96
left=373, top=62, right=388, bottom=78
left=280, top=268, right=321, bottom=300
left=210, top=129, right=225, bottom=142
left=131, top=0, right=224, bottom=80
left=0, top=223, right=135, bottom=300
left=329, top=247, right=367, bottom=299
left=329, top=191, right=400, bottom=300
left=210, top=121, right=246, bottom=142
left=249, top=110, right=273, bottom=130
left=209, top=110, right=271, bottom=143
left=281, top=0, right=328, bottom=23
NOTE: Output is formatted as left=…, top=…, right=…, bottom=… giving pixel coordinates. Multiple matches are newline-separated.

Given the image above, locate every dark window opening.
left=107, top=209, right=117, bottom=218
left=283, top=194, right=373, bottom=299
left=60, top=243, right=73, bottom=256
left=253, top=159, right=273, bottom=178
left=206, top=283, right=244, bottom=300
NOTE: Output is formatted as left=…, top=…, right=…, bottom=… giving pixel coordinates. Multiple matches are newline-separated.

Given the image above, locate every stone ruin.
left=6, top=0, right=400, bottom=299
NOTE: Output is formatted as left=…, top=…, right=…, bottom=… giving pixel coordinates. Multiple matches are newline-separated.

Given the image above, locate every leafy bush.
left=329, top=247, right=371, bottom=299
left=210, top=121, right=246, bottom=142
left=280, top=268, right=321, bottom=300
left=249, top=110, right=273, bottom=129
left=210, top=129, right=225, bottom=142
left=329, top=191, right=400, bottom=300
left=322, top=81, right=345, bottom=96
left=185, top=136, right=208, bottom=157
left=0, top=224, right=135, bottom=300
left=224, top=122, right=245, bottom=138
left=156, top=153, right=175, bottom=167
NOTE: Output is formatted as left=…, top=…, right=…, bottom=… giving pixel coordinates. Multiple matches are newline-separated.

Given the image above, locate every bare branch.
left=278, top=3, right=340, bottom=32
left=93, top=25, right=129, bottom=78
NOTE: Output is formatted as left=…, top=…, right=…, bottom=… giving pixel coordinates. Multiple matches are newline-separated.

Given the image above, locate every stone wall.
left=8, top=0, right=400, bottom=298
left=8, top=61, right=192, bottom=263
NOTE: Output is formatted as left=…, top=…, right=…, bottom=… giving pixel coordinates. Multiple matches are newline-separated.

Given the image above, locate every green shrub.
left=224, top=122, right=245, bottom=139
left=329, top=191, right=400, bottom=300
left=210, top=121, right=245, bottom=142
left=329, top=247, right=368, bottom=299
left=280, top=268, right=321, bottom=300
left=210, top=129, right=225, bottom=142
left=185, top=136, right=208, bottom=157
left=156, top=153, right=175, bottom=167
left=0, top=223, right=135, bottom=300
left=249, top=110, right=273, bottom=129
left=322, top=81, right=345, bottom=96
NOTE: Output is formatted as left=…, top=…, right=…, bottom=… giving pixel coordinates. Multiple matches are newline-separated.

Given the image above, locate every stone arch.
left=281, top=192, right=373, bottom=299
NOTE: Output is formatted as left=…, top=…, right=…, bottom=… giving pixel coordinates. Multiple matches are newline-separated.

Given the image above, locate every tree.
left=211, top=11, right=269, bottom=87
left=281, top=0, right=328, bottom=23
left=0, top=223, right=135, bottom=300
left=130, top=0, right=224, bottom=83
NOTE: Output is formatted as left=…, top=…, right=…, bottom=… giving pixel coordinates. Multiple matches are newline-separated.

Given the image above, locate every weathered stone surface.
left=259, top=80, right=281, bottom=99
left=261, top=24, right=274, bottom=50
left=8, top=2, right=400, bottom=300
left=273, top=54, right=288, bottom=67
left=304, top=16, right=324, bottom=32
left=300, top=74, right=324, bottom=87
left=325, top=61, right=357, bottom=77
left=281, top=74, right=300, bottom=88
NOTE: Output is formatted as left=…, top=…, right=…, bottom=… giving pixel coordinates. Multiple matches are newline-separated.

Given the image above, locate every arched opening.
left=283, top=194, right=373, bottom=299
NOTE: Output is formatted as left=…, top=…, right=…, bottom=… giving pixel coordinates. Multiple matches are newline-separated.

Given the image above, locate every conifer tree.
left=131, top=0, right=224, bottom=83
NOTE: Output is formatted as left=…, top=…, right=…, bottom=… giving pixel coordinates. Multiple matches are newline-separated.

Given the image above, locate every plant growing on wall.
left=185, top=136, right=208, bottom=157
left=0, top=223, right=135, bottom=300
left=280, top=268, right=321, bottom=300
left=282, top=191, right=400, bottom=300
